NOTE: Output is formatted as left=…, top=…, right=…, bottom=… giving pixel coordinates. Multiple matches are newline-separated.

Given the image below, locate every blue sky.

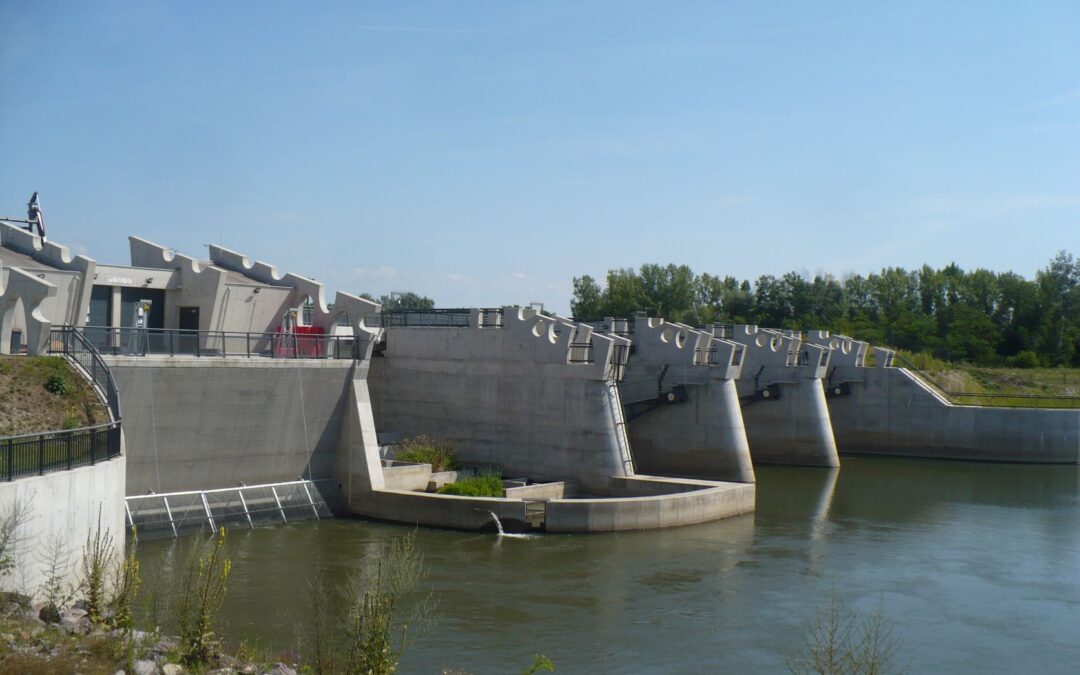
left=2, top=1, right=1078, bottom=314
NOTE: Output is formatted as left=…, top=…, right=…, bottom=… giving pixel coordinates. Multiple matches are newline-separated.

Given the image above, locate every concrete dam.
left=2, top=220, right=1077, bottom=538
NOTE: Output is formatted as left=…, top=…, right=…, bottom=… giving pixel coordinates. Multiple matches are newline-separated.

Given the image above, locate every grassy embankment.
left=0, top=356, right=106, bottom=436
left=0, top=356, right=110, bottom=475
left=889, top=350, right=1080, bottom=409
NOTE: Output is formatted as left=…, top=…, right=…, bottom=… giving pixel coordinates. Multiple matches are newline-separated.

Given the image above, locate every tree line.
left=569, top=251, right=1080, bottom=367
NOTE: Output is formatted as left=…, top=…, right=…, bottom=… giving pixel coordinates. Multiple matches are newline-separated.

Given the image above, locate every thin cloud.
left=355, top=24, right=514, bottom=37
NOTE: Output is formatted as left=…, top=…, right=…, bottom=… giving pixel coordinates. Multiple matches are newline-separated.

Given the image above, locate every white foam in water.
left=484, top=509, right=538, bottom=539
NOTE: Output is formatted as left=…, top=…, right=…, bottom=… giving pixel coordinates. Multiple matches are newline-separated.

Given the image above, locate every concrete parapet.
left=620, top=317, right=754, bottom=483
left=0, top=262, right=57, bottom=354
left=729, top=325, right=839, bottom=467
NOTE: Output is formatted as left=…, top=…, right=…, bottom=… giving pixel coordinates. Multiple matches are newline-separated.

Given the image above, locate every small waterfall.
left=485, top=509, right=506, bottom=535
left=482, top=509, right=537, bottom=539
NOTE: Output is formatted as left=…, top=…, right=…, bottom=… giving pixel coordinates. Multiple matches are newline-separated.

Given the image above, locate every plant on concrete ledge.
left=437, top=470, right=504, bottom=498
left=395, top=435, right=458, bottom=473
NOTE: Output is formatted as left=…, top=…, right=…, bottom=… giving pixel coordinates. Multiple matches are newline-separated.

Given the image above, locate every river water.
left=137, top=457, right=1080, bottom=674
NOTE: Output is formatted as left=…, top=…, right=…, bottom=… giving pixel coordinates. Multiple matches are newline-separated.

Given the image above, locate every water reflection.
left=136, top=458, right=1080, bottom=674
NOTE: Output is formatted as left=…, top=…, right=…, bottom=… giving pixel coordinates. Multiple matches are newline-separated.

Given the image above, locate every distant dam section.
left=827, top=366, right=1080, bottom=463
left=106, top=356, right=354, bottom=494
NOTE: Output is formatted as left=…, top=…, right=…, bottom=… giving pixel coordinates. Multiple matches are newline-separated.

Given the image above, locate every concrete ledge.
left=545, top=480, right=754, bottom=533
left=504, top=481, right=566, bottom=500
left=382, top=462, right=432, bottom=491
left=353, top=489, right=529, bottom=530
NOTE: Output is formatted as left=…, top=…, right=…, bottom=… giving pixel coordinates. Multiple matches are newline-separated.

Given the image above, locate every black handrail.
left=0, top=328, right=124, bottom=481
left=50, top=327, right=121, bottom=421
left=75, top=326, right=358, bottom=360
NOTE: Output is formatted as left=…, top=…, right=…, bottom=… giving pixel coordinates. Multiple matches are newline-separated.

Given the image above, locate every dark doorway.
left=178, top=306, right=199, bottom=354
left=86, top=285, right=113, bottom=350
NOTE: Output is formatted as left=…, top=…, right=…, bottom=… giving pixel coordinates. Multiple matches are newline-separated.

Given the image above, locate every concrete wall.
left=545, top=478, right=754, bottom=532
left=367, top=309, right=633, bottom=493
left=107, top=357, right=355, bottom=494
left=621, top=318, right=755, bottom=483
left=730, top=326, right=839, bottom=467
left=828, top=366, right=1080, bottom=463
left=0, top=456, right=126, bottom=599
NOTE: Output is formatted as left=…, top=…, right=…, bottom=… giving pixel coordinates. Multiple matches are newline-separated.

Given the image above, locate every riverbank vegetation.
left=395, top=435, right=458, bottom=473
left=570, top=250, right=1080, bottom=368
left=0, top=356, right=107, bottom=436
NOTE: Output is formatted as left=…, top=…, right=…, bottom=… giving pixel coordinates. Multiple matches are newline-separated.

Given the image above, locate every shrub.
left=1011, top=350, right=1040, bottom=369
left=395, top=435, right=457, bottom=472
left=45, top=373, right=68, bottom=396
left=437, top=472, right=503, bottom=498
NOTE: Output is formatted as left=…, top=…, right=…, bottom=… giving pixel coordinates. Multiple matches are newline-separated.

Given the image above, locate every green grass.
left=394, top=435, right=457, bottom=472
left=0, top=356, right=107, bottom=437
left=437, top=472, right=504, bottom=498
left=894, top=349, right=1080, bottom=409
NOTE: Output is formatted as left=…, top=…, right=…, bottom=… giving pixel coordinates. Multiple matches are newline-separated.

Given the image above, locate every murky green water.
left=137, top=458, right=1080, bottom=673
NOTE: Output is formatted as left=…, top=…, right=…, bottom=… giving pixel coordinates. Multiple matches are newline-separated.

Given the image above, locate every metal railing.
left=0, top=327, right=123, bottom=482
left=0, top=423, right=121, bottom=482
left=125, top=479, right=333, bottom=539
left=368, top=308, right=504, bottom=329
left=50, top=327, right=121, bottom=421
left=78, top=326, right=358, bottom=360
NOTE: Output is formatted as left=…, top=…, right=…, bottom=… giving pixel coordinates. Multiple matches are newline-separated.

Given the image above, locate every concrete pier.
left=619, top=317, right=755, bottom=483
left=729, top=326, right=839, bottom=467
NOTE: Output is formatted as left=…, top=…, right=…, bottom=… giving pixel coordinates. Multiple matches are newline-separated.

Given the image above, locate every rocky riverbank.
left=0, top=593, right=297, bottom=675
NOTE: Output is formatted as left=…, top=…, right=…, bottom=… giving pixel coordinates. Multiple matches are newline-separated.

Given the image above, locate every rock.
left=114, top=670, right=127, bottom=675
left=38, top=603, right=61, bottom=624
left=265, top=665, right=297, bottom=675
left=162, top=664, right=185, bottom=675
left=152, top=637, right=177, bottom=654
left=133, top=660, right=158, bottom=675
left=61, top=614, right=93, bottom=636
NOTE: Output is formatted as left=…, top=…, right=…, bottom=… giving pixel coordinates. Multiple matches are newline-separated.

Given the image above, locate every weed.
left=395, top=436, right=458, bottom=472
left=176, top=527, right=232, bottom=667
left=438, top=471, right=503, bottom=498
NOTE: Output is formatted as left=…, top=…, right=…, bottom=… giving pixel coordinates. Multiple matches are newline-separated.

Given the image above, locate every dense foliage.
left=570, top=252, right=1080, bottom=366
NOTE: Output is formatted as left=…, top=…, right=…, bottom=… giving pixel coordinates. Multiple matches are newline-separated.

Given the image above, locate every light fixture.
left=145, top=277, right=154, bottom=284
left=253, top=287, right=261, bottom=294
left=36, top=273, right=45, bottom=279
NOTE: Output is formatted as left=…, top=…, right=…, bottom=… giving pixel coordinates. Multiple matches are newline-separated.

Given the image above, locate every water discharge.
left=137, top=457, right=1080, bottom=673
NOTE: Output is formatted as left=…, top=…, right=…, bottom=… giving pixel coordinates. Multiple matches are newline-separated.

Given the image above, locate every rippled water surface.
left=137, top=458, right=1080, bottom=673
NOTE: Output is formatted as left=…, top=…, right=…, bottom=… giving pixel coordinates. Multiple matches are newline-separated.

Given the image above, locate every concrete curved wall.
left=545, top=477, right=754, bottom=532
left=737, top=378, right=839, bottom=467
left=828, top=367, right=1080, bottom=463
left=107, top=357, right=354, bottom=494
left=0, top=456, right=126, bottom=598
left=627, top=378, right=755, bottom=482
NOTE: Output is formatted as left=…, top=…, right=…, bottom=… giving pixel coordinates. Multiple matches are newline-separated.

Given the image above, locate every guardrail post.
left=66, top=433, right=73, bottom=470
left=90, top=428, right=97, bottom=465
left=6, top=439, right=12, bottom=481
left=38, top=436, right=45, bottom=476
left=246, top=333, right=251, bottom=358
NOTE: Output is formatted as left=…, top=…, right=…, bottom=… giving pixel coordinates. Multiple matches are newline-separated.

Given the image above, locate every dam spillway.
left=3, top=218, right=1078, bottom=541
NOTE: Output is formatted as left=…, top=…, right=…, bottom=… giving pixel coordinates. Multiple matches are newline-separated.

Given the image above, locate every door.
left=178, top=306, right=199, bottom=354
